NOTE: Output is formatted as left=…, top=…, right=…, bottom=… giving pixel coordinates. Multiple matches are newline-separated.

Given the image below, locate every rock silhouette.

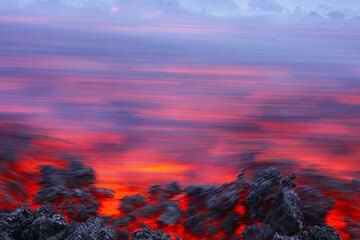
left=0, top=158, right=350, bottom=239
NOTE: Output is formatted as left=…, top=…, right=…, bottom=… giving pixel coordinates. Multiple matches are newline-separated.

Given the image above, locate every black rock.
left=35, top=161, right=113, bottom=221
left=296, top=185, right=334, bottom=226
left=158, top=201, right=182, bottom=226
left=184, top=212, right=212, bottom=237
left=149, top=182, right=181, bottom=202
left=65, top=218, right=116, bottom=240
left=245, top=167, right=303, bottom=235
left=222, top=212, right=241, bottom=236
left=131, top=227, right=179, bottom=240
left=301, top=226, right=341, bottom=240
left=273, top=233, right=300, bottom=240
left=0, top=206, right=117, bottom=240
left=242, top=224, right=275, bottom=240
left=120, top=195, right=146, bottom=213
left=138, top=204, right=161, bottom=219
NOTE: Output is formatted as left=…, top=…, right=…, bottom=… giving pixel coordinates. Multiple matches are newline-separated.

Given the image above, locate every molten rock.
left=0, top=162, right=346, bottom=240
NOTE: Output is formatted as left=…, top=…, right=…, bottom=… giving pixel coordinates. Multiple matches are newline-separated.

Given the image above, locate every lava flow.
left=0, top=123, right=359, bottom=240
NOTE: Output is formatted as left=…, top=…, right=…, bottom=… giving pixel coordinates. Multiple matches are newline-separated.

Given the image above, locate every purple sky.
left=0, top=1, right=359, bottom=194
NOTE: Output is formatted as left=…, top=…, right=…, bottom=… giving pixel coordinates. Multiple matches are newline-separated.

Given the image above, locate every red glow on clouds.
left=0, top=13, right=359, bottom=238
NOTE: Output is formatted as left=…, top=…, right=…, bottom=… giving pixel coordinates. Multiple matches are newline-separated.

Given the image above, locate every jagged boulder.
left=65, top=218, right=116, bottom=240
left=158, top=201, right=182, bottom=226
left=301, top=226, right=341, bottom=240
left=35, top=160, right=113, bottom=221
left=0, top=206, right=116, bottom=240
left=120, top=195, right=146, bottom=213
left=246, top=167, right=303, bottom=235
left=242, top=224, right=275, bottom=240
left=131, top=227, right=180, bottom=240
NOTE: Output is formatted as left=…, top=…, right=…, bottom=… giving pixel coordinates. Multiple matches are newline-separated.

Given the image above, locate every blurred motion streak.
left=0, top=3, right=359, bottom=239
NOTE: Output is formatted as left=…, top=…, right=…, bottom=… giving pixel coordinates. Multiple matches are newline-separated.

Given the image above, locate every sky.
left=1, top=0, right=360, bottom=21
left=0, top=0, right=360, bottom=216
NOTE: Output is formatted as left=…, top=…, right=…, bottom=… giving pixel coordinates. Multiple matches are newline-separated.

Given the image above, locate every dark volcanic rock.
left=120, top=195, right=146, bottom=213
left=273, top=233, right=300, bottom=240
left=301, top=226, right=341, bottom=240
left=65, top=218, right=116, bottom=240
left=0, top=206, right=116, bottom=240
left=35, top=160, right=113, bottom=221
left=296, top=185, right=334, bottom=226
left=114, top=214, right=136, bottom=228
left=242, top=224, right=275, bottom=240
left=149, top=182, right=182, bottom=202
left=116, top=230, right=130, bottom=240
left=185, top=183, right=241, bottom=213
left=158, top=201, right=182, bottom=226
left=1, top=165, right=345, bottom=240
left=245, top=167, right=303, bottom=235
left=163, top=182, right=182, bottom=199
left=20, top=214, right=67, bottom=240
left=222, top=212, right=241, bottom=236
left=118, top=182, right=183, bottom=230
left=131, top=227, right=179, bottom=240
left=183, top=175, right=243, bottom=238
left=184, top=212, right=212, bottom=237
left=138, top=204, right=161, bottom=219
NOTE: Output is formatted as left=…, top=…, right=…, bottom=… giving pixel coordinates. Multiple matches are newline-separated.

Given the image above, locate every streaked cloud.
left=1, top=0, right=359, bottom=22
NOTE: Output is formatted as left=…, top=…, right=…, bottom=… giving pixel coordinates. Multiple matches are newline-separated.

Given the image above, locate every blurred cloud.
left=1, top=0, right=359, bottom=22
